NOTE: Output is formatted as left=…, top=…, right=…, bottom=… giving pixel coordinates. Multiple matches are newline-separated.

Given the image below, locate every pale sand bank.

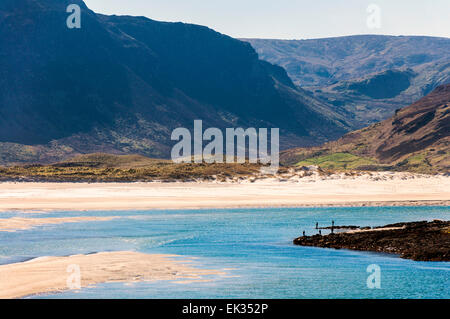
left=0, top=251, right=225, bottom=299
left=0, top=173, right=449, bottom=211
left=0, top=216, right=119, bottom=232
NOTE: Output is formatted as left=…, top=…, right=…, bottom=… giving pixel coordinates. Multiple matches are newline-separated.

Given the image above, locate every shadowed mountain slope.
left=0, top=0, right=349, bottom=164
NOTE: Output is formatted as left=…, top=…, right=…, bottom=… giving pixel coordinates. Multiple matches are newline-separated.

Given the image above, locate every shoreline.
left=1, top=201, right=449, bottom=213
left=0, top=175, right=449, bottom=212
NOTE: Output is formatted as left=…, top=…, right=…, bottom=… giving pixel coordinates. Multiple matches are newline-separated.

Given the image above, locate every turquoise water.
left=1, top=206, right=449, bottom=299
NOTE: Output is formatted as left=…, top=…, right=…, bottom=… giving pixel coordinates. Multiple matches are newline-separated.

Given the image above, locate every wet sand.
left=0, top=216, right=119, bottom=232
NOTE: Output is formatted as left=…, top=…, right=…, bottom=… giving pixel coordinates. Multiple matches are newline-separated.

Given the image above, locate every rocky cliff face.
left=0, top=0, right=349, bottom=164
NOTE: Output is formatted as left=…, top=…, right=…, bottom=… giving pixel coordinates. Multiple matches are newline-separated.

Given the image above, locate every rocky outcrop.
left=294, top=220, right=450, bottom=261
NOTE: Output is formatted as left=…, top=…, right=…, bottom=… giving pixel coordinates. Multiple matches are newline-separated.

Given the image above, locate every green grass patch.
left=394, top=152, right=433, bottom=173
left=405, top=154, right=428, bottom=166
left=295, top=152, right=377, bottom=170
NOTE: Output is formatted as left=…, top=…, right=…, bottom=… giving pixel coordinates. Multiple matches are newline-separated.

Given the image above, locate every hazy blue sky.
left=84, top=0, right=450, bottom=39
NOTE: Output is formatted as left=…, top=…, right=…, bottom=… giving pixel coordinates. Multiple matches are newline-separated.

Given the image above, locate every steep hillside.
left=245, top=36, right=450, bottom=127
left=0, top=0, right=349, bottom=165
left=281, top=84, right=450, bottom=173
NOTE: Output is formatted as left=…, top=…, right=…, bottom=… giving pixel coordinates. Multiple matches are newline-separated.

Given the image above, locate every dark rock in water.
left=319, top=225, right=361, bottom=230
left=293, top=220, right=450, bottom=261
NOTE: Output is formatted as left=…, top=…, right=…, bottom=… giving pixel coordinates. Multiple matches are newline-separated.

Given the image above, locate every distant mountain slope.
left=245, top=35, right=450, bottom=127
left=281, top=84, right=450, bottom=173
left=245, top=35, right=450, bottom=88
left=0, top=0, right=349, bottom=165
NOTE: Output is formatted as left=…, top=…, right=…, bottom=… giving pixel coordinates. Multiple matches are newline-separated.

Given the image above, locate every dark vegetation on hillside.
left=0, top=153, right=267, bottom=182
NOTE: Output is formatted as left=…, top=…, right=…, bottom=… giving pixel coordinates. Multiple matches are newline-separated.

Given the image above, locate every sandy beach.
left=0, top=251, right=225, bottom=299
left=0, top=173, right=449, bottom=212
left=0, top=173, right=448, bottom=299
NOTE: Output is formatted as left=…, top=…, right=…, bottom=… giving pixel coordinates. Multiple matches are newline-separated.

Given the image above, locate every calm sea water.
left=0, top=206, right=449, bottom=299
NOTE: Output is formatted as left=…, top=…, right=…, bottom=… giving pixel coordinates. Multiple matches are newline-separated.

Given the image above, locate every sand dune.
left=0, top=251, right=224, bottom=299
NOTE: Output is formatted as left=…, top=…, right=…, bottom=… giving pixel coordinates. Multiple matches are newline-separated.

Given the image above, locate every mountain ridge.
left=244, top=35, right=450, bottom=127
left=0, top=0, right=350, bottom=164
